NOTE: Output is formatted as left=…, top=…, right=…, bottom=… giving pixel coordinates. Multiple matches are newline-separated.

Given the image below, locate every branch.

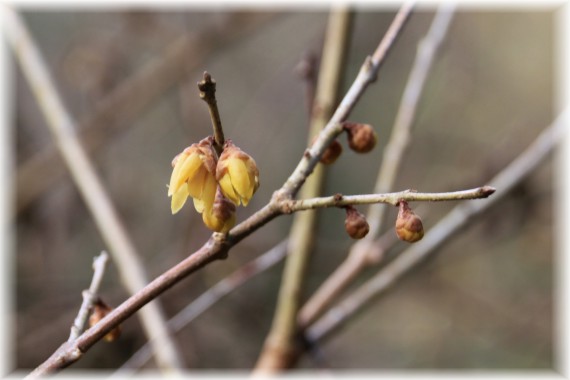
left=114, top=239, right=289, bottom=374
left=283, top=186, right=495, bottom=212
left=198, top=71, right=225, bottom=154
left=4, top=9, right=184, bottom=373
left=298, top=4, right=456, bottom=329
left=306, top=109, right=568, bottom=344
left=23, top=2, right=490, bottom=374
left=68, top=252, right=109, bottom=342
left=254, top=5, right=354, bottom=372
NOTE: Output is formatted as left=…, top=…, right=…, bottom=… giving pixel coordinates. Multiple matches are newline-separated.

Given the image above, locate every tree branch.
left=114, top=239, right=289, bottom=374
left=68, top=252, right=109, bottom=342
left=4, top=8, right=184, bottom=373
left=21, top=2, right=494, bottom=374
left=283, top=186, right=495, bottom=212
left=298, top=4, right=456, bottom=329
left=198, top=71, right=225, bottom=154
left=306, top=109, right=567, bottom=344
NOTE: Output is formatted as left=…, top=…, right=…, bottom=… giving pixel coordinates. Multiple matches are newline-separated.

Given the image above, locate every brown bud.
left=89, top=299, right=121, bottom=342
left=343, top=122, right=377, bottom=153
left=203, top=187, right=237, bottom=233
left=395, top=201, right=424, bottom=243
left=344, top=206, right=370, bottom=239
left=313, top=137, right=343, bottom=165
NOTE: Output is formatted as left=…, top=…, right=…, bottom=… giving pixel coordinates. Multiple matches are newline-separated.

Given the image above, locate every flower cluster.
left=168, top=138, right=259, bottom=233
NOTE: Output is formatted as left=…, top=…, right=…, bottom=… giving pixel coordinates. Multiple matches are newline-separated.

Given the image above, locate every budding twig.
left=68, top=252, right=109, bottom=342
left=198, top=71, right=225, bottom=155
left=299, top=4, right=456, bottom=329
left=284, top=186, right=495, bottom=213
left=306, top=110, right=567, bottom=343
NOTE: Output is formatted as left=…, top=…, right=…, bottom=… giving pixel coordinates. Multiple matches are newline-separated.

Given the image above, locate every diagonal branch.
left=114, top=239, right=289, bottom=375
left=4, top=8, right=184, bottom=372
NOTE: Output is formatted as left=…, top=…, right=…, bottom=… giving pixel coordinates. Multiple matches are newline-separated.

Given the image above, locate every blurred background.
left=12, top=5, right=555, bottom=372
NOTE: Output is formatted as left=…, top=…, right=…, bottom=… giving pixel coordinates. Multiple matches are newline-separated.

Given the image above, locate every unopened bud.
left=395, top=200, right=424, bottom=243
left=343, top=122, right=377, bottom=153
left=203, top=187, right=236, bottom=233
left=89, top=299, right=121, bottom=342
left=344, top=206, right=370, bottom=239
left=312, top=136, right=343, bottom=165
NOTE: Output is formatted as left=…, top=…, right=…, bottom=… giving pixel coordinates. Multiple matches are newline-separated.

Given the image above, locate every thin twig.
left=306, top=110, right=567, bottom=343
left=299, top=4, right=455, bottom=329
left=254, top=6, right=353, bottom=372
left=23, top=3, right=491, bottom=374
left=114, top=239, right=289, bottom=375
left=198, top=71, right=225, bottom=154
left=68, top=252, right=109, bottom=342
left=4, top=9, right=184, bottom=373
left=283, top=186, right=495, bottom=212
left=15, top=13, right=273, bottom=212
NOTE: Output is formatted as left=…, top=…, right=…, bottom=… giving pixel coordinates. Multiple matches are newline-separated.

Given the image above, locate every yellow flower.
left=168, top=138, right=217, bottom=214
left=216, top=140, right=259, bottom=206
left=202, top=188, right=236, bottom=233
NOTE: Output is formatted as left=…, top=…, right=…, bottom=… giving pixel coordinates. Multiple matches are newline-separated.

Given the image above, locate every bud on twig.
left=343, top=122, right=377, bottom=153
left=313, top=136, right=343, bottom=165
left=203, top=187, right=237, bottom=233
left=395, top=200, right=424, bottom=243
left=89, top=299, right=121, bottom=342
left=344, top=206, right=370, bottom=239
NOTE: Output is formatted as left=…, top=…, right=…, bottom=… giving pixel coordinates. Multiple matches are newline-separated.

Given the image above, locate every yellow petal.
left=219, top=173, right=240, bottom=205
left=168, top=152, right=188, bottom=196
left=169, top=152, right=201, bottom=196
left=228, top=159, right=251, bottom=201
left=187, top=166, right=207, bottom=199
left=171, top=183, right=189, bottom=214
left=202, top=173, right=217, bottom=211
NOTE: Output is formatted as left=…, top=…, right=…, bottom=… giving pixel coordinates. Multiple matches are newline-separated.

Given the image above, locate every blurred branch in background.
left=306, top=109, right=567, bottom=345
left=4, top=8, right=185, bottom=373
left=299, top=3, right=456, bottom=329
left=15, top=12, right=274, bottom=213
left=255, top=6, right=354, bottom=372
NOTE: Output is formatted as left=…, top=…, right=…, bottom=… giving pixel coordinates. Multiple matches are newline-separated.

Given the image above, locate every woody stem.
left=198, top=71, right=225, bottom=155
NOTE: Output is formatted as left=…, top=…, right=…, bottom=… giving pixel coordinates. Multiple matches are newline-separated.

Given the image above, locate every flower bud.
left=216, top=140, right=259, bottom=206
left=395, top=200, right=424, bottom=243
left=344, top=206, right=370, bottom=239
left=314, top=137, right=342, bottom=165
left=343, top=122, right=377, bottom=153
left=168, top=137, right=218, bottom=215
left=202, top=188, right=236, bottom=233
left=89, top=299, right=121, bottom=342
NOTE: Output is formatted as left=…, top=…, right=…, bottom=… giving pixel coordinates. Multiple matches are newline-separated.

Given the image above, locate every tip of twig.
left=203, top=71, right=212, bottom=82
left=479, top=186, right=496, bottom=197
